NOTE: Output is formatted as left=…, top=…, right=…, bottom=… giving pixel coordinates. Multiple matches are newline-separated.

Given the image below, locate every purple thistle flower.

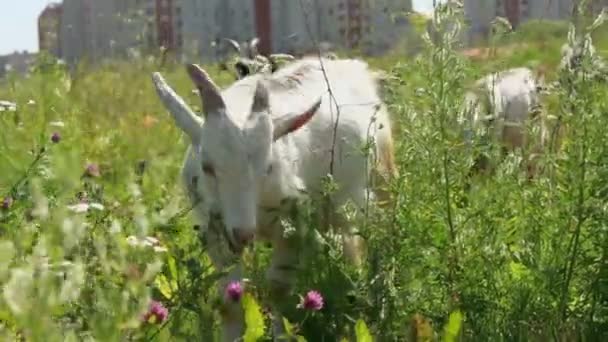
left=1, top=196, right=13, bottom=210
left=298, top=290, right=324, bottom=311
left=142, top=300, right=169, bottom=324
left=224, top=281, right=243, bottom=302
left=51, top=132, right=61, bottom=143
left=85, top=163, right=100, bottom=177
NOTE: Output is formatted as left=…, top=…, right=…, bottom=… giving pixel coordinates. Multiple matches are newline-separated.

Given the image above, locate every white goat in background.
left=462, top=67, right=548, bottom=177
left=558, top=38, right=608, bottom=83
left=152, top=56, right=396, bottom=341
left=221, top=37, right=297, bottom=79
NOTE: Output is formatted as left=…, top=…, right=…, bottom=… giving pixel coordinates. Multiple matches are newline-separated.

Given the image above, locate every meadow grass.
left=1, top=6, right=608, bottom=341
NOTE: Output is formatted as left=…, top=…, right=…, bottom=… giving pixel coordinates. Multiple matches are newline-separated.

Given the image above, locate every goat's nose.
left=232, top=228, right=255, bottom=247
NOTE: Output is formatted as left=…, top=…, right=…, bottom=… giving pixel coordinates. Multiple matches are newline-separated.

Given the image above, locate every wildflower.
left=51, top=132, right=61, bottom=143
left=224, top=281, right=243, bottom=302
left=142, top=300, right=169, bottom=324
left=142, top=115, right=158, bottom=128
left=0, top=100, right=17, bottom=112
left=89, top=202, right=105, bottom=211
left=126, top=235, right=140, bottom=247
left=126, top=235, right=167, bottom=253
left=67, top=202, right=104, bottom=213
left=297, top=290, right=324, bottom=311
left=84, top=163, right=100, bottom=177
left=49, top=121, right=65, bottom=127
left=143, top=236, right=160, bottom=246
left=1, top=196, right=13, bottom=210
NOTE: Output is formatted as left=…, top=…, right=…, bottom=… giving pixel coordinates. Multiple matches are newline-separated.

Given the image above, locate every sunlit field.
left=1, top=6, right=607, bottom=341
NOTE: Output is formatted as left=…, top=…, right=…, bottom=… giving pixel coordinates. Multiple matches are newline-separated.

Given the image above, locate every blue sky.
left=0, top=0, right=437, bottom=55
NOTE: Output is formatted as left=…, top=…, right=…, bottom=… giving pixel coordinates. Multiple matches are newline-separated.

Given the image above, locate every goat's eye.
left=202, top=163, right=216, bottom=177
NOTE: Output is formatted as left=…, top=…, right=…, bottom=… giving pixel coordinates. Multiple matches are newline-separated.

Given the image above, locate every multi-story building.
left=180, top=0, right=217, bottom=60
left=0, top=52, right=37, bottom=79
left=153, top=0, right=182, bottom=52
left=181, top=0, right=255, bottom=61
left=269, top=0, right=323, bottom=55
left=268, top=0, right=412, bottom=56
left=462, top=0, right=600, bottom=44
left=53, top=0, right=414, bottom=65
left=58, top=0, right=183, bottom=66
left=38, top=3, right=63, bottom=58
left=366, top=0, right=413, bottom=54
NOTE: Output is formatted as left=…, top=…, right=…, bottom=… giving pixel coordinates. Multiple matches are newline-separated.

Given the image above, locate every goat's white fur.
left=152, top=57, right=396, bottom=341
left=463, top=67, right=546, bottom=175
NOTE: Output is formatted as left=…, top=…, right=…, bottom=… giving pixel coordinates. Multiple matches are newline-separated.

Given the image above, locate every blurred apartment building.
left=38, top=3, right=63, bottom=57
left=0, top=52, right=37, bottom=79
left=178, top=0, right=413, bottom=60
left=57, top=0, right=181, bottom=65
left=464, top=0, right=607, bottom=44
left=39, top=0, right=413, bottom=66
left=0, top=4, right=61, bottom=79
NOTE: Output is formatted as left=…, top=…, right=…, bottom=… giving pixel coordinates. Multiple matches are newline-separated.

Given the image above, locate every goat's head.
left=152, top=64, right=321, bottom=253
left=233, top=55, right=272, bottom=79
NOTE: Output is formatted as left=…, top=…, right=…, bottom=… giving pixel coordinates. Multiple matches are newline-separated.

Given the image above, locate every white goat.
left=463, top=67, right=547, bottom=176
left=221, top=37, right=297, bottom=79
left=152, top=57, right=396, bottom=341
left=559, top=39, right=608, bottom=82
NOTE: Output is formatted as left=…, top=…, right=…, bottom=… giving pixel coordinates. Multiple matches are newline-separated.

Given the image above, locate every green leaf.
left=243, top=293, right=266, bottom=342
left=355, top=319, right=373, bottom=342
left=508, top=261, right=530, bottom=281
left=167, top=254, right=178, bottom=281
left=0, top=240, right=15, bottom=278
left=283, top=317, right=294, bottom=335
left=281, top=318, right=307, bottom=342
left=154, top=274, right=176, bottom=300
left=443, top=310, right=463, bottom=342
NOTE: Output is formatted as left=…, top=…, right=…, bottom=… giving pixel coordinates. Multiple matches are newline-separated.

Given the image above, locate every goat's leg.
left=265, top=217, right=301, bottom=340
left=201, top=221, right=245, bottom=342
left=331, top=190, right=371, bottom=268
left=217, top=263, right=245, bottom=342
left=332, top=213, right=365, bottom=267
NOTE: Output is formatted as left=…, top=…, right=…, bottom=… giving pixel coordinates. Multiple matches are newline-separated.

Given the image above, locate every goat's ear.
left=272, top=98, right=322, bottom=141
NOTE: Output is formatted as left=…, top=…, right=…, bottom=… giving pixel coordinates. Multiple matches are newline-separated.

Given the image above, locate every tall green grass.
left=1, top=3, right=607, bottom=341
